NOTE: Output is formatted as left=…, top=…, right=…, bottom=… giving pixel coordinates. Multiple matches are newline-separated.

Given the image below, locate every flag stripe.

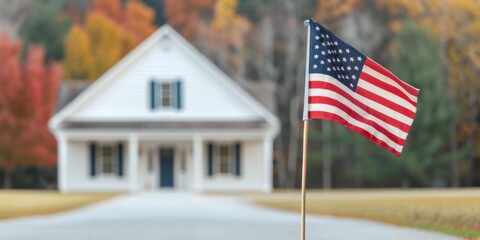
left=308, top=89, right=409, bottom=138
left=309, top=74, right=415, bottom=126
left=357, top=79, right=416, bottom=112
left=365, top=58, right=419, bottom=96
left=308, top=109, right=403, bottom=156
left=309, top=97, right=407, bottom=145
left=356, top=84, right=416, bottom=120
left=359, top=70, right=417, bottom=106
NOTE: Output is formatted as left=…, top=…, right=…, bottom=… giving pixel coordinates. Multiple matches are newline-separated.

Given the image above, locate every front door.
left=159, top=148, right=174, bottom=188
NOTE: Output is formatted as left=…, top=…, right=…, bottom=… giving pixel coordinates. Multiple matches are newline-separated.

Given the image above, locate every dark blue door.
left=160, top=148, right=174, bottom=187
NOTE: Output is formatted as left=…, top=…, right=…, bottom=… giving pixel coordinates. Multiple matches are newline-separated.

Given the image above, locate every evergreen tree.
left=390, top=20, right=458, bottom=187
left=19, top=0, right=71, bottom=61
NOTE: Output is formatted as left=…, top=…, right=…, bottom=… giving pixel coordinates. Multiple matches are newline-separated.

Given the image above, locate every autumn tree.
left=0, top=31, right=61, bottom=188
left=164, top=0, right=214, bottom=41
left=63, top=0, right=156, bottom=80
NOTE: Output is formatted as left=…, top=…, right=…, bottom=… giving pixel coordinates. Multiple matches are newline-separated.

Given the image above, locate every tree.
left=0, top=31, right=61, bottom=188
left=164, top=0, right=214, bottom=41
left=390, top=21, right=456, bottom=187
left=19, top=0, right=71, bottom=61
left=63, top=0, right=156, bottom=80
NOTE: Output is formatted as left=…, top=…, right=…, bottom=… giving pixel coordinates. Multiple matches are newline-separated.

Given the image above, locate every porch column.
left=263, top=134, right=273, bottom=193
left=193, top=135, right=203, bottom=191
left=129, top=134, right=138, bottom=192
left=58, top=134, right=68, bottom=193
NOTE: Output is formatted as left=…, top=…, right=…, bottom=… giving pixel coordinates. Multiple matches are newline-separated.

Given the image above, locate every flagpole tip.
left=303, top=20, right=310, bottom=27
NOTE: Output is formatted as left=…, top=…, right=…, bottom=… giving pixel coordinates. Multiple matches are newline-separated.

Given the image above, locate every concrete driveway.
left=0, top=192, right=461, bottom=240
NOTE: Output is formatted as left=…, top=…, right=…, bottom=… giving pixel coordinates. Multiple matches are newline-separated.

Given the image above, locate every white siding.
left=201, top=140, right=265, bottom=192
left=68, top=37, right=261, bottom=122
left=65, top=141, right=130, bottom=192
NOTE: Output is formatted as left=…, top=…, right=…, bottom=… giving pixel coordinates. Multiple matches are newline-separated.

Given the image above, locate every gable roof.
left=49, top=25, right=280, bottom=135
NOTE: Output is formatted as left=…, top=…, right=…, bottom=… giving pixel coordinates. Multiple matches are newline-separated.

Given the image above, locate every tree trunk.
left=322, top=121, right=332, bottom=189
left=287, top=96, right=300, bottom=188
left=467, top=89, right=478, bottom=186
left=3, top=170, right=12, bottom=189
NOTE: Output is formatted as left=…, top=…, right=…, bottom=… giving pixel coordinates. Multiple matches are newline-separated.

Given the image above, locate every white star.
left=346, top=48, right=351, bottom=53
left=337, top=74, right=341, bottom=78
left=338, top=49, right=343, bottom=54
left=346, top=75, right=349, bottom=80
left=327, top=50, right=331, bottom=54
left=350, top=57, right=354, bottom=62
left=314, top=54, right=319, bottom=59
left=321, top=51, right=325, bottom=55
left=354, top=66, right=359, bottom=70
left=332, top=50, right=336, bottom=54
left=337, top=58, right=340, bottom=62
left=343, top=58, right=347, bottom=62
left=347, top=66, right=351, bottom=70
left=352, top=75, right=356, bottom=80
left=315, top=35, right=320, bottom=40
left=357, top=56, right=362, bottom=61
left=341, top=66, right=345, bottom=71
left=334, top=41, right=338, bottom=46
left=332, top=67, right=336, bottom=71
left=327, top=42, right=331, bottom=46
left=350, top=83, right=354, bottom=87
left=326, top=34, right=330, bottom=38
left=332, top=58, right=336, bottom=62
left=327, top=59, right=331, bottom=63
left=322, top=42, right=326, bottom=47
left=315, top=45, right=319, bottom=49
left=316, top=26, right=320, bottom=31
left=321, top=34, right=324, bottom=37
left=313, top=64, right=318, bottom=69
left=327, top=67, right=331, bottom=72
left=320, top=60, right=325, bottom=64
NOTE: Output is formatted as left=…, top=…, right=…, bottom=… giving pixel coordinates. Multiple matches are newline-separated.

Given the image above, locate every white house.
left=48, top=25, right=280, bottom=193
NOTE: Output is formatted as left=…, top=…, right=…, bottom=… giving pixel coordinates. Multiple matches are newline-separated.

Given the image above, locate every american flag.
left=304, top=20, right=419, bottom=157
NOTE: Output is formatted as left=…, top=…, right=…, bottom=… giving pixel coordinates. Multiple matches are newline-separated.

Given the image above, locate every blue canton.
left=308, top=20, right=366, bottom=91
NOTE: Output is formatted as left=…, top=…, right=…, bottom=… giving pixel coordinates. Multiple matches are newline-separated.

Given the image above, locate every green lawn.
left=253, top=189, right=480, bottom=239
left=0, top=190, right=117, bottom=220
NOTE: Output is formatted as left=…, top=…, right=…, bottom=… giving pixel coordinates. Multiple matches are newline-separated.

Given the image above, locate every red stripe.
left=360, top=71, right=417, bottom=107
left=309, top=81, right=412, bottom=132
left=309, top=111, right=401, bottom=157
left=308, top=96, right=406, bottom=145
left=356, top=80, right=416, bottom=119
left=365, top=58, right=419, bottom=96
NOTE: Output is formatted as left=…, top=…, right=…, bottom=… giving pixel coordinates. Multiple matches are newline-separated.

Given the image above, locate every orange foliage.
left=64, top=0, right=155, bottom=80
left=165, top=0, right=214, bottom=40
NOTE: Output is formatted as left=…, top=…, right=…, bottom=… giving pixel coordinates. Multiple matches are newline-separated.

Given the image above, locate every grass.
left=0, top=190, right=117, bottom=220
left=252, top=188, right=480, bottom=239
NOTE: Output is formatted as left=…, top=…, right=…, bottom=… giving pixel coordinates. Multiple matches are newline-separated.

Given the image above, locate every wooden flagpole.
left=300, top=120, right=309, bottom=240
left=301, top=19, right=311, bottom=240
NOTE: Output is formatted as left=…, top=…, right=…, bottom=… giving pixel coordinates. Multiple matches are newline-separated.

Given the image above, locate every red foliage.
left=0, top=30, right=61, bottom=173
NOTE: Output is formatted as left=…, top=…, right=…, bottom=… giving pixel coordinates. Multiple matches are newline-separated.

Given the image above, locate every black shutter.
left=175, top=80, right=182, bottom=109
left=117, top=143, right=124, bottom=177
left=207, top=143, right=213, bottom=176
left=234, top=143, right=241, bottom=177
left=150, top=80, right=156, bottom=110
left=89, top=143, right=96, bottom=177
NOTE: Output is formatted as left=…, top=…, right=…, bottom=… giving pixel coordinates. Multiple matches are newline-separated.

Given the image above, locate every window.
left=99, top=144, right=116, bottom=175
left=215, top=144, right=234, bottom=175
left=150, top=80, right=182, bottom=110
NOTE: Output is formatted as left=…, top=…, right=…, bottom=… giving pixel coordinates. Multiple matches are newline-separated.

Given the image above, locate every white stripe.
left=309, top=74, right=414, bottom=126
left=308, top=104, right=404, bottom=153
left=357, top=79, right=416, bottom=112
left=308, top=88, right=408, bottom=139
left=362, top=65, right=418, bottom=102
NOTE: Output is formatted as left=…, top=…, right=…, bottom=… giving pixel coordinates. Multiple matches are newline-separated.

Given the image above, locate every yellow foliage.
left=63, top=25, right=93, bottom=80
left=63, top=0, right=156, bottom=80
